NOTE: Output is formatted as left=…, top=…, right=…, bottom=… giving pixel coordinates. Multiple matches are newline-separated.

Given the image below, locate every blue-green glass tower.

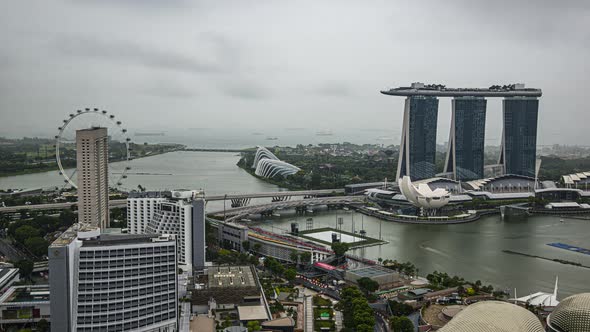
left=397, top=96, right=439, bottom=181
left=444, top=97, right=487, bottom=181
left=500, top=97, right=539, bottom=177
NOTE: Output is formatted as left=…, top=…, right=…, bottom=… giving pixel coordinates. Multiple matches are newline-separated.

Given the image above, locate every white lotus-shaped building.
left=252, top=146, right=301, bottom=178
left=399, top=176, right=450, bottom=209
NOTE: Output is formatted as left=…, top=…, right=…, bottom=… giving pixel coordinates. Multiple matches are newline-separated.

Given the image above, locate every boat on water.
left=266, top=137, right=278, bottom=140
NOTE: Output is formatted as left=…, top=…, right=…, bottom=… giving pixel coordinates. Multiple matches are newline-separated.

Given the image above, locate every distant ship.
left=376, top=136, right=394, bottom=141
left=252, top=132, right=264, bottom=136
left=135, top=132, right=165, bottom=137
left=316, top=130, right=333, bottom=136
left=266, top=137, right=278, bottom=140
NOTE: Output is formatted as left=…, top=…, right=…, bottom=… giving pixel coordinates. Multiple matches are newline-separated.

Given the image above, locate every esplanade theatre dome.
left=438, top=301, right=544, bottom=332
left=547, top=293, right=590, bottom=332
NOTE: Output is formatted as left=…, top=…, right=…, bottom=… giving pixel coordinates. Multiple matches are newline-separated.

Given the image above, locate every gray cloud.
left=222, top=82, right=270, bottom=100
left=0, top=0, right=589, bottom=145
left=54, top=36, right=224, bottom=75
left=314, top=82, right=354, bottom=97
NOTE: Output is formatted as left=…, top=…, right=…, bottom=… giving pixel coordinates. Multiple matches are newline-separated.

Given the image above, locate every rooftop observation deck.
left=381, top=83, right=542, bottom=97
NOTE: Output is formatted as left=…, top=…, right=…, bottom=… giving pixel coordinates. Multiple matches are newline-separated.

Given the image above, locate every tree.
left=246, top=320, right=261, bottom=332
left=14, top=259, right=34, bottom=281
left=390, top=316, right=414, bottom=332
left=299, top=252, right=312, bottom=264
left=357, top=277, right=379, bottom=295
left=242, top=240, right=250, bottom=252
left=289, top=250, right=299, bottom=264
left=284, top=268, right=297, bottom=283
left=14, top=225, right=39, bottom=244
left=36, top=318, right=50, bottom=332
left=389, top=301, right=414, bottom=317
left=24, top=237, right=49, bottom=257
left=331, top=242, right=350, bottom=257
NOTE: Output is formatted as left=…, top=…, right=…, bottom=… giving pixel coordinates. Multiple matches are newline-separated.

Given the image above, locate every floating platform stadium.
left=295, top=227, right=387, bottom=249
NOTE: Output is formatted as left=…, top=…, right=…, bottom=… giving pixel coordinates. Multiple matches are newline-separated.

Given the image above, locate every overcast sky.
left=1, top=0, right=588, bottom=145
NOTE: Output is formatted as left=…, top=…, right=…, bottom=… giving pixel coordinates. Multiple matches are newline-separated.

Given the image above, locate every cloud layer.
left=0, top=0, right=589, bottom=145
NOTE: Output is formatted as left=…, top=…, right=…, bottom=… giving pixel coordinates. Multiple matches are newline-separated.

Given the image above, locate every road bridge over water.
left=209, top=196, right=365, bottom=221
left=0, top=189, right=345, bottom=213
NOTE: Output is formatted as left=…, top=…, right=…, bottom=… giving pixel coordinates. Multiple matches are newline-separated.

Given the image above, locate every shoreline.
left=0, top=148, right=183, bottom=180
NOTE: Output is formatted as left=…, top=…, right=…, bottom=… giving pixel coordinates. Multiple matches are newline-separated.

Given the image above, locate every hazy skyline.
left=1, top=0, right=589, bottom=145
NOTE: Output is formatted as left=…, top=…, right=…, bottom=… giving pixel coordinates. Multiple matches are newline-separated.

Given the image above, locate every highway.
left=0, top=189, right=344, bottom=213
left=209, top=196, right=365, bottom=220
left=0, top=199, right=127, bottom=213
left=204, top=189, right=344, bottom=200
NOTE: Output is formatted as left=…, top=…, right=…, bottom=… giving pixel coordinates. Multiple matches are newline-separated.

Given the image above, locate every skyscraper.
left=382, top=82, right=541, bottom=181
left=76, top=127, right=109, bottom=229
left=128, top=190, right=206, bottom=270
left=397, top=95, right=439, bottom=181
left=49, top=226, right=178, bottom=332
left=500, top=97, right=539, bottom=177
left=444, top=97, right=487, bottom=181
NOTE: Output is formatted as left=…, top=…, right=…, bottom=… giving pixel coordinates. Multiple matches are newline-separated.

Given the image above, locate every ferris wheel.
left=55, top=108, right=132, bottom=189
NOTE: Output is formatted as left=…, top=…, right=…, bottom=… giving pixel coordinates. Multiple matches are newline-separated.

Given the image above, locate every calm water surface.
left=2, top=151, right=589, bottom=297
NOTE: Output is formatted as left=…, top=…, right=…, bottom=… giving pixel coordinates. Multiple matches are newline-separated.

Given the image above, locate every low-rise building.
left=0, top=285, right=50, bottom=325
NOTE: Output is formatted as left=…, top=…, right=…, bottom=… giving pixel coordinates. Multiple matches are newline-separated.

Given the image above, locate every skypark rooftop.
left=381, top=82, right=542, bottom=97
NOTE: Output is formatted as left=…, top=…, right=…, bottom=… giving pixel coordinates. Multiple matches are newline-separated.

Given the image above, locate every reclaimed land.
left=502, top=250, right=590, bottom=269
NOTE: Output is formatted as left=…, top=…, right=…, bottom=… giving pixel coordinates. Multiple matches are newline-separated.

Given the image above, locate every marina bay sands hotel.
left=381, top=82, right=542, bottom=181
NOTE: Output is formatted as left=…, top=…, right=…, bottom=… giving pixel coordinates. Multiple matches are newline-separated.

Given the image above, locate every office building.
left=444, top=97, right=487, bottom=181
left=397, top=90, right=439, bottom=181
left=500, top=97, right=539, bottom=177
left=49, top=225, right=178, bottom=332
left=128, top=190, right=206, bottom=269
left=76, top=127, right=109, bottom=229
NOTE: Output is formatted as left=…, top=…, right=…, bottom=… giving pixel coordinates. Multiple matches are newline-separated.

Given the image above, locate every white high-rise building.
left=127, top=192, right=167, bottom=234
left=49, top=225, right=178, bottom=332
left=76, top=127, right=109, bottom=229
left=127, top=190, right=206, bottom=269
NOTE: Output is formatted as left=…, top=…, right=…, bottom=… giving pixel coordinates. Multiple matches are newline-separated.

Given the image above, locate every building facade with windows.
left=444, top=97, right=487, bottom=181
left=76, top=128, right=110, bottom=229
left=500, top=97, right=539, bottom=177
left=397, top=93, right=439, bottom=181
left=49, top=225, right=178, bottom=332
left=128, top=190, right=206, bottom=269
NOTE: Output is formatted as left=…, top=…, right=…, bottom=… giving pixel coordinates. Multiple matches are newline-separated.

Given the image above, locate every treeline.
left=538, top=156, right=590, bottom=181
left=335, top=286, right=375, bottom=332
left=4, top=210, right=76, bottom=258
left=0, top=137, right=183, bottom=177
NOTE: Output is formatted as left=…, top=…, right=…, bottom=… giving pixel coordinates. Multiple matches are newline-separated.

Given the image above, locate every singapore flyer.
left=55, top=108, right=131, bottom=190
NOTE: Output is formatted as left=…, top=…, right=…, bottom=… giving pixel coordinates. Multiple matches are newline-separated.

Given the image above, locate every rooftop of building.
left=190, top=315, right=215, bottom=332
left=207, top=265, right=257, bottom=288
left=261, top=317, right=295, bottom=327
left=128, top=189, right=205, bottom=200
left=50, top=224, right=173, bottom=247
left=0, top=285, right=50, bottom=305
left=237, top=305, right=269, bottom=321
left=82, top=233, right=170, bottom=247
left=548, top=293, right=590, bottom=332
left=347, top=265, right=398, bottom=278
left=438, top=301, right=544, bottom=332
left=381, top=82, right=542, bottom=97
